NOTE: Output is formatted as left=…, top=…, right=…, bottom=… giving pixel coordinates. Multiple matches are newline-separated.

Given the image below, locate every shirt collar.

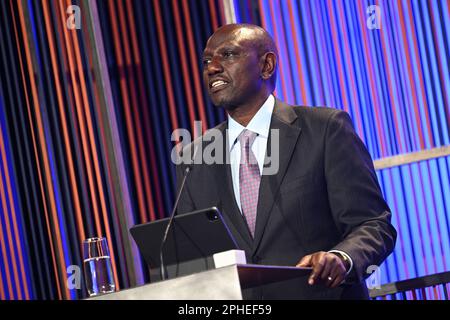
left=228, top=94, right=275, bottom=151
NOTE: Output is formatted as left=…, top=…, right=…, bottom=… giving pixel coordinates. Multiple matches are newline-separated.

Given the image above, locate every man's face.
left=202, top=28, right=263, bottom=110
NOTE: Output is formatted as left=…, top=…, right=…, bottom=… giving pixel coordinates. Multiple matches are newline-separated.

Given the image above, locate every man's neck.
left=227, top=93, right=271, bottom=127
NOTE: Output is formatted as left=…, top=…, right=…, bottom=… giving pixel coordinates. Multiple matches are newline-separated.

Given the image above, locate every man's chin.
left=211, top=98, right=238, bottom=111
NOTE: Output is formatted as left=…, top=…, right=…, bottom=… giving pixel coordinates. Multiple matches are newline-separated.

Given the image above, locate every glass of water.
left=83, top=237, right=116, bottom=297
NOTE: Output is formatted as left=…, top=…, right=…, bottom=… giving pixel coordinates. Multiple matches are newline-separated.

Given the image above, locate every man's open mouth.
left=210, top=80, right=229, bottom=92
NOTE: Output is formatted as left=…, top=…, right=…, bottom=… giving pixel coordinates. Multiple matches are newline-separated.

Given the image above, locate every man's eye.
left=224, top=51, right=234, bottom=57
left=203, top=58, right=211, bottom=66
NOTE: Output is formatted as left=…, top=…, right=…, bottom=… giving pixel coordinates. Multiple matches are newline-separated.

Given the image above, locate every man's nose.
left=206, top=58, right=223, bottom=75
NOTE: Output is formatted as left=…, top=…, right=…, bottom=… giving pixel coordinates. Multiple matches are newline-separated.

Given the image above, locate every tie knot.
left=238, top=129, right=258, bottom=148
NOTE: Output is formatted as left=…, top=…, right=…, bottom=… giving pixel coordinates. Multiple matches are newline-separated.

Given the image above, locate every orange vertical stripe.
left=334, top=0, right=364, bottom=140
left=0, top=206, right=4, bottom=298
left=386, top=171, right=410, bottom=279
left=357, top=0, right=388, bottom=156
left=66, top=0, right=109, bottom=236
left=272, top=0, right=296, bottom=103
left=286, top=1, right=307, bottom=104
left=63, top=0, right=120, bottom=290
left=0, top=113, right=29, bottom=299
left=58, top=2, right=118, bottom=296
left=80, top=18, right=131, bottom=280
left=397, top=1, right=425, bottom=149
left=153, top=0, right=181, bottom=132
left=181, top=0, right=209, bottom=132
left=375, top=0, right=405, bottom=153
left=42, top=1, right=86, bottom=246
left=56, top=0, right=103, bottom=240
left=268, top=0, right=289, bottom=101
left=11, top=0, right=63, bottom=299
left=208, top=0, right=219, bottom=30
left=218, top=0, right=226, bottom=24
left=406, top=1, right=434, bottom=147
left=0, top=230, right=5, bottom=299
left=117, top=0, right=156, bottom=222
left=172, top=1, right=198, bottom=126
left=326, top=0, right=350, bottom=114
left=106, top=0, right=148, bottom=226
left=429, top=0, right=450, bottom=129
left=126, top=0, right=165, bottom=220
left=258, top=0, right=284, bottom=98
left=0, top=159, right=15, bottom=299
left=15, top=0, right=68, bottom=299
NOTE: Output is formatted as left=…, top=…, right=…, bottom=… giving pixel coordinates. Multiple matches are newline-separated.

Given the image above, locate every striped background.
left=0, top=0, right=227, bottom=300
left=235, top=0, right=450, bottom=299
left=0, top=0, right=449, bottom=299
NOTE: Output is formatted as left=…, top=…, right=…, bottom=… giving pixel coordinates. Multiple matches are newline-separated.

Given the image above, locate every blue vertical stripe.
left=234, top=0, right=450, bottom=291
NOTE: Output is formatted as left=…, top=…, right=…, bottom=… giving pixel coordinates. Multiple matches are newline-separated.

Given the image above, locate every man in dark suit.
left=175, top=23, right=396, bottom=299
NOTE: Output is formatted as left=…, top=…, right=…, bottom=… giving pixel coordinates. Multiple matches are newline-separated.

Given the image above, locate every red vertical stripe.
left=305, top=0, right=325, bottom=105
left=53, top=0, right=95, bottom=234
left=66, top=0, right=121, bottom=290
left=0, top=153, right=15, bottom=299
left=11, top=2, right=57, bottom=299
left=117, top=0, right=156, bottom=223
left=311, top=0, right=337, bottom=107
left=16, top=0, right=68, bottom=299
left=125, top=0, right=165, bottom=220
left=153, top=0, right=181, bottom=132
left=181, top=0, right=209, bottom=132
left=61, top=0, right=120, bottom=293
left=107, top=0, right=149, bottom=227
left=326, top=0, right=350, bottom=115
left=406, top=1, right=434, bottom=147
left=218, top=0, right=227, bottom=24
left=356, top=0, right=387, bottom=156
left=0, top=224, right=5, bottom=299
left=334, top=1, right=364, bottom=142
left=81, top=1, right=138, bottom=285
left=209, top=0, right=219, bottom=30
left=57, top=0, right=103, bottom=239
left=375, top=0, right=405, bottom=153
left=397, top=2, right=425, bottom=149
left=430, top=0, right=450, bottom=128
left=42, top=1, right=86, bottom=247
left=0, top=110, right=29, bottom=299
left=388, top=171, right=410, bottom=279
left=273, top=0, right=295, bottom=104
left=407, top=165, right=430, bottom=276
left=172, top=1, right=197, bottom=128
left=267, top=0, right=288, bottom=101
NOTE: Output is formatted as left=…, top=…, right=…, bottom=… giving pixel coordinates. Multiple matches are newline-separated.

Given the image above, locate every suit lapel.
left=252, top=99, right=302, bottom=253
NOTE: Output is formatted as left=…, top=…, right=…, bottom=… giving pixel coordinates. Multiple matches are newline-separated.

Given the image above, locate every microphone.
left=159, top=146, right=197, bottom=281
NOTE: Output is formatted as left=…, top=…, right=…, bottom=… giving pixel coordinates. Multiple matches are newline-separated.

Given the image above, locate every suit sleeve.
left=324, top=110, right=397, bottom=282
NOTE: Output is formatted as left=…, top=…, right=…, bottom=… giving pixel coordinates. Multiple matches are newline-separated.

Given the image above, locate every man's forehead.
left=231, top=27, right=259, bottom=41
left=203, top=27, right=258, bottom=54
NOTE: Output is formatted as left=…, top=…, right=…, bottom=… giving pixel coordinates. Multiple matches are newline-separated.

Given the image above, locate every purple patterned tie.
left=239, top=129, right=260, bottom=238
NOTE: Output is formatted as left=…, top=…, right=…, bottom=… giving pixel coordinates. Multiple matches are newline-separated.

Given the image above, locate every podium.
left=89, top=264, right=311, bottom=300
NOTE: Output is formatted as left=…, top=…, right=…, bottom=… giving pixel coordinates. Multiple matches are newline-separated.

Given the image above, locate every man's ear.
left=260, top=52, right=277, bottom=80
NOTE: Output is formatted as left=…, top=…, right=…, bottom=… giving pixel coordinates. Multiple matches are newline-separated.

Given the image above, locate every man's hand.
left=296, top=251, right=349, bottom=288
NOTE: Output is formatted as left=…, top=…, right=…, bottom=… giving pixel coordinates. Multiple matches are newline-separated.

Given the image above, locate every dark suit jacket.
left=175, top=99, right=397, bottom=299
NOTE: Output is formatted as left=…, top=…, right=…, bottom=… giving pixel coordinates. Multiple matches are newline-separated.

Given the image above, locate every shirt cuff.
left=328, top=250, right=354, bottom=276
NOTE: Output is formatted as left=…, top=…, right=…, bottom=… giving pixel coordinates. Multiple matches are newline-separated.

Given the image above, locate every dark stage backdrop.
left=0, top=0, right=449, bottom=300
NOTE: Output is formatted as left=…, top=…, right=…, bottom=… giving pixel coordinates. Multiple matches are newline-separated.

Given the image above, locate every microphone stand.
left=159, top=165, right=192, bottom=281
